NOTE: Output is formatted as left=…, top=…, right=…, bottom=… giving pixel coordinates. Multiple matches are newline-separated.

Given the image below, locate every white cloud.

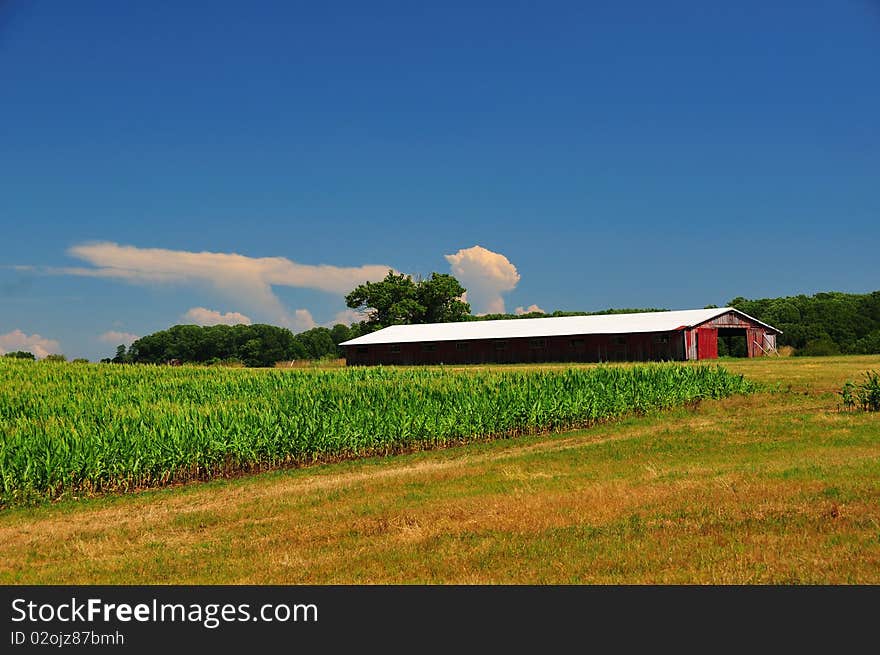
left=515, top=304, right=545, bottom=315
left=328, top=308, right=366, bottom=327
left=99, top=330, right=139, bottom=346
left=182, top=306, right=317, bottom=331
left=63, top=242, right=392, bottom=327
left=0, top=329, right=62, bottom=359
left=445, top=245, right=520, bottom=314
left=182, top=307, right=253, bottom=326
left=291, top=308, right=316, bottom=331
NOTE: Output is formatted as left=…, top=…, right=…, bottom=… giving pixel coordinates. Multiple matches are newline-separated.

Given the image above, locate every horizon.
left=9, top=288, right=879, bottom=360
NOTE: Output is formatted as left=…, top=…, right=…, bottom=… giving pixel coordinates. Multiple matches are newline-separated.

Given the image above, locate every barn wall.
left=345, top=330, right=687, bottom=366
left=703, top=313, right=754, bottom=328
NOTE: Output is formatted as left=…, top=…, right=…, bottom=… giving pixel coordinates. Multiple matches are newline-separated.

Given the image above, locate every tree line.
left=729, top=291, right=880, bottom=356
left=6, top=269, right=879, bottom=363
left=106, top=288, right=879, bottom=366
left=108, top=323, right=361, bottom=367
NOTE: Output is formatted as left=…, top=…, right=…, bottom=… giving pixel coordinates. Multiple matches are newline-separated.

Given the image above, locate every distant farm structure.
left=341, top=308, right=781, bottom=366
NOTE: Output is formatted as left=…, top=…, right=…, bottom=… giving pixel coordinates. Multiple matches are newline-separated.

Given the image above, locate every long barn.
left=340, top=308, right=781, bottom=366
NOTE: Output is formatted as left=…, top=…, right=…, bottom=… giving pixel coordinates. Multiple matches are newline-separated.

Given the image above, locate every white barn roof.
left=340, top=308, right=780, bottom=346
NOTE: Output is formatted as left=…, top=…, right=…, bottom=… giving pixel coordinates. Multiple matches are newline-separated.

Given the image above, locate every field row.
left=0, top=360, right=756, bottom=506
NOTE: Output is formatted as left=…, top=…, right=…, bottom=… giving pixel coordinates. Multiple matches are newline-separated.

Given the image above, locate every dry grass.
left=1, top=354, right=878, bottom=584
left=274, top=358, right=346, bottom=369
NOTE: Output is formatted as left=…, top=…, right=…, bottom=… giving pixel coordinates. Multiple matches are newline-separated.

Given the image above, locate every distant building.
left=340, top=308, right=781, bottom=366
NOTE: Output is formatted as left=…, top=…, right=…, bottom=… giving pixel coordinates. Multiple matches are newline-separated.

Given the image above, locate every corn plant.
left=839, top=371, right=880, bottom=413
left=0, top=359, right=756, bottom=506
left=857, top=370, right=880, bottom=412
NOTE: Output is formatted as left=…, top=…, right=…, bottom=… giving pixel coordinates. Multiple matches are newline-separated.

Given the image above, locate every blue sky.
left=1, top=0, right=878, bottom=360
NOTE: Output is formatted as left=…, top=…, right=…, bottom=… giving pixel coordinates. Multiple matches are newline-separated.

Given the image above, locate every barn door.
left=696, top=328, right=718, bottom=360
left=746, top=328, right=761, bottom=357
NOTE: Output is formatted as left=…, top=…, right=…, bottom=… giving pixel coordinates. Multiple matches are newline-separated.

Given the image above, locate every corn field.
left=0, top=359, right=756, bottom=506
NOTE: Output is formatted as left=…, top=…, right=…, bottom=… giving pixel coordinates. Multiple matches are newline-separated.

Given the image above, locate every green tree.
left=330, top=323, right=353, bottom=357
left=345, top=271, right=421, bottom=329
left=3, top=351, right=35, bottom=360
left=126, top=323, right=300, bottom=366
left=111, top=345, right=130, bottom=364
left=239, top=338, right=265, bottom=367
left=799, top=338, right=841, bottom=357
left=417, top=273, right=470, bottom=323
left=345, top=270, right=470, bottom=331
left=853, top=330, right=880, bottom=354
left=43, top=354, right=66, bottom=362
left=293, top=327, right=337, bottom=360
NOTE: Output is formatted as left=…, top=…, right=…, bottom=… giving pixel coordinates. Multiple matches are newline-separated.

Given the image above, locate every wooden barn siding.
left=697, top=328, right=719, bottom=359
left=684, top=329, right=697, bottom=360
left=687, top=311, right=773, bottom=360
left=346, top=330, right=687, bottom=366
left=703, top=313, right=754, bottom=328
left=747, top=328, right=764, bottom=357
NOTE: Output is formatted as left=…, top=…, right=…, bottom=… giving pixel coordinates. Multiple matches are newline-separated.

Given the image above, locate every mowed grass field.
left=1, top=355, right=879, bottom=583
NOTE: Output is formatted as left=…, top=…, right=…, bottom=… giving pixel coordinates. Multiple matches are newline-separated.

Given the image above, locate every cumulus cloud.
left=445, top=245, right=520, bottom=314
left=515, top=304, right=545, bottom=315
left=328, top=308, right=366, bottom=327
left=182, top=306, right=316, bottom=330
left=0, top=329, right=61, bottom=359
left=291, top=308, right=317, bottom=331
left=99, top=330, right=139, bottom=346
left=63, top=242, right=392, bottom=328
left=182, top=307, right=253, bottom=326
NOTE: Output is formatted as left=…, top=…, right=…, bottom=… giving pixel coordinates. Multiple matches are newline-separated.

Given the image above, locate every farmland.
left=0, top=360, right=753, bottom=506
left=1, top=355, right=878, bottom=584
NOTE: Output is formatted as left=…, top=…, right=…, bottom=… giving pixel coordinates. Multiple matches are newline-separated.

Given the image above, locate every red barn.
left=340, top=308, right=781, bottom=366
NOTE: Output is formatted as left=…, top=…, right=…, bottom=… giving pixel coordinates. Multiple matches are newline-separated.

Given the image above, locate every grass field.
left=1, top=355, right=878, bottom=583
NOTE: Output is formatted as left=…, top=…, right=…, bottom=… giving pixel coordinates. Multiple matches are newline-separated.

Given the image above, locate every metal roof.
left=340, top=308, right=781, bottom=346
